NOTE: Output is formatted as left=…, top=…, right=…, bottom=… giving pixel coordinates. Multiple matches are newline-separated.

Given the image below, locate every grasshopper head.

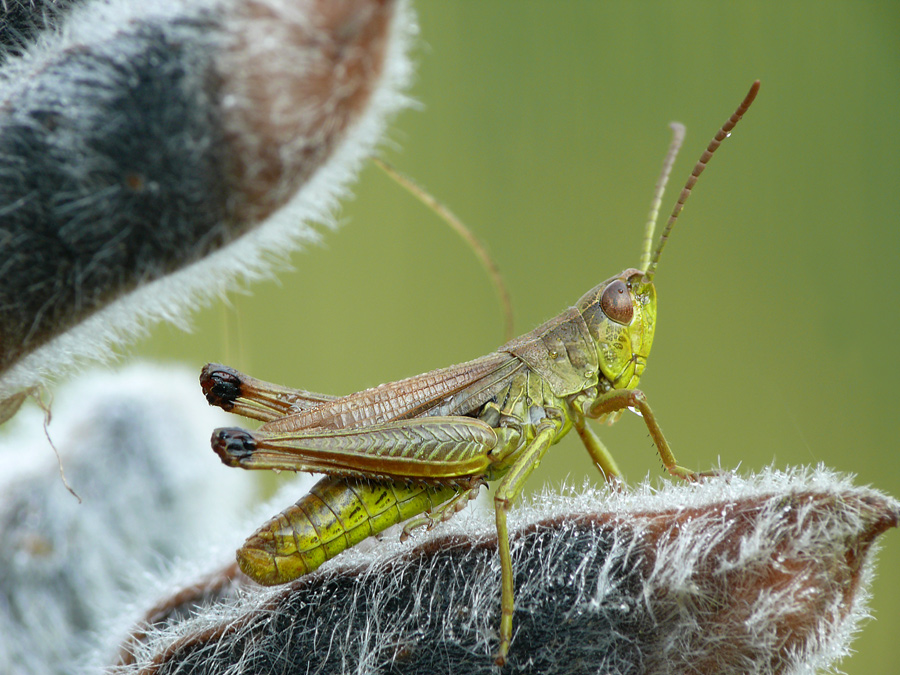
left=575, top=81, right=759, bottom=393
left=577, top=270, right=656, bottom=390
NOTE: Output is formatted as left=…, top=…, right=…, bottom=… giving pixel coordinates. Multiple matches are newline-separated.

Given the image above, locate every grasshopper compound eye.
left=601, top=280, right=634, bottom=325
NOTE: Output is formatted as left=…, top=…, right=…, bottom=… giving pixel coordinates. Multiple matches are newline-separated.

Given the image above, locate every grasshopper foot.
left=697, top=467, right=732, bottom=480
left=667, top=464, right=701, bottom=482
left=668, top=465, right=730, bottom=482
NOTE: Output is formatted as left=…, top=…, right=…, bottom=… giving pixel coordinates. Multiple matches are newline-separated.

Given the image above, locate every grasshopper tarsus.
left=204, top=83, right=760, bottom=664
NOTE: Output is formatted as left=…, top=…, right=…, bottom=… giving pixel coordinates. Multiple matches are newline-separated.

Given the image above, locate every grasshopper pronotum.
left=202, top=81, right=759, bottom=665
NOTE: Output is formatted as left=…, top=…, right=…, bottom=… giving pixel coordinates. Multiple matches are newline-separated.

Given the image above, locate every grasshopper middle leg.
left=492, top=415, right=563, bottom=666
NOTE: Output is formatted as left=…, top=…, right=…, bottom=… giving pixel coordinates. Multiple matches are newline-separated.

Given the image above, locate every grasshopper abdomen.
left=238, top=475, right=459, bottom=585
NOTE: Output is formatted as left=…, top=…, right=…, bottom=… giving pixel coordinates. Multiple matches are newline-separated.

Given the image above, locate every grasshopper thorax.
left=576, top=269, right=656, bottom=391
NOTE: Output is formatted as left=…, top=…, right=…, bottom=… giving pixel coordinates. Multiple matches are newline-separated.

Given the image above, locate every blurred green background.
left=138, top=2, right=899, bottom=671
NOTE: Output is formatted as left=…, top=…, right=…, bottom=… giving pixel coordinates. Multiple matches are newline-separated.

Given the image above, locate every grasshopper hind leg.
left=400, top=480, right=485, bottom=541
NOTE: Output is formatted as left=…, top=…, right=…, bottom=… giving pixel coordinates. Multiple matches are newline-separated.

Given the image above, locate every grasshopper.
left=202, top=81, right=759, bottom=665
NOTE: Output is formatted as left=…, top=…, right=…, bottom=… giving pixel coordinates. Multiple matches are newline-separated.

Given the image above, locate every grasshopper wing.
left=258, top=350, right=525, bottom=433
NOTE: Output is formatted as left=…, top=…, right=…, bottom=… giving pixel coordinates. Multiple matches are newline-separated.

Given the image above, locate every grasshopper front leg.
left=586, top=388, right=697, bottom=481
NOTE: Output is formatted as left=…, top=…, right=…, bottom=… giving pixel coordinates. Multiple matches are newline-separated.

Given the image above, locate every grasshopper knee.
left=494, top=492, right=511, bottom=511
left=212, top=427, right=257, bottom=467
left=200, top=364, right=244, bottom=410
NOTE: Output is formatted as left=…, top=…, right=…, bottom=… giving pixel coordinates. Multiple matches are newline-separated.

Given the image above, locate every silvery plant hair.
left=3, top=372, right=895, bottom=674
left=0, top=0, right=415, bottom=413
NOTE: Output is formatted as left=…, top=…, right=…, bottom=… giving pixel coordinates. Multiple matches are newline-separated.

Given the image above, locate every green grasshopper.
left=202, top=81, right=759, bottom=665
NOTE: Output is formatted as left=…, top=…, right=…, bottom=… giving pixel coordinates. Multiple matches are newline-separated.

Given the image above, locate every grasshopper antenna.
left=644, top=80, right=761, bottom=280
left=373, top=157, right=515, bottom=342
left=640, top=122, right=686, bottom=272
